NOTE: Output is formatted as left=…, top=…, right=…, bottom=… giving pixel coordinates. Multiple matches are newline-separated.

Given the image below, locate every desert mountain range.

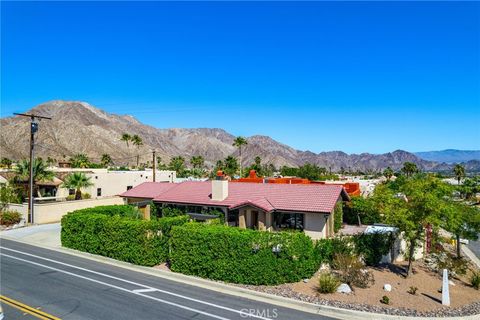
left=1, top=101, right=478, bottom=172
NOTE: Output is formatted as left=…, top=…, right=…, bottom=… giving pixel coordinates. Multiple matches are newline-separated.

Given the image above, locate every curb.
left=1, top=235, right=478, bottom=320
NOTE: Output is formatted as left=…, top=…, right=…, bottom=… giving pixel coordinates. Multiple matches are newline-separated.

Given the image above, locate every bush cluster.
left=0, top=210, right=22, bottom=225
left=315, top=232, right=393, bottom=267
left=61, top=206, right=189, bottom=266
left=68, top=205, right=142, bottom=219
left=332, top=253, right=374, bottom=289
left=169, top=223, right=320, bottom=285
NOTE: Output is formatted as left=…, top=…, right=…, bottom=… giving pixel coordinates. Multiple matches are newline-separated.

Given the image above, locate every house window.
left=97, top=188, right=102, bottom=197
left=274, top=212, right=304, bottom=231
left=127, top=186, right=133, bottom=190
left=68, top=189, right=75, bottom=195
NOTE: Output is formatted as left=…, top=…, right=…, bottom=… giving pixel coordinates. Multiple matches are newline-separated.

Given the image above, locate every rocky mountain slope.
left=1, top=100, right=477, bottom=172
left=415, top=149, right=480, bottom=163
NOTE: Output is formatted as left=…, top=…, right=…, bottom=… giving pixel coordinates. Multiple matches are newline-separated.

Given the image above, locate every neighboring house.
left=54, top=168, right=175, bottom=199
left=121, top=171, right=350, bottom=239
left=0, top=168, right=176, bottom=200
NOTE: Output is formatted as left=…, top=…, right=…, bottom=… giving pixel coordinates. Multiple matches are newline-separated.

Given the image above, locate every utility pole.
left=152, top=150, right=156, bottom=182
left=14, top=113, right=52, bottom=224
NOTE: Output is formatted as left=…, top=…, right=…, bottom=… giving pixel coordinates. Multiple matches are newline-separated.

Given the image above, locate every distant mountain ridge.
left=415, top=149, right=480, bottom=163
left=1, top=100, right=478, bottom=172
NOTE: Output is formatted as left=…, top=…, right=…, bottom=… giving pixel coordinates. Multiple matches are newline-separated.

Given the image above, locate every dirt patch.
left=292, top=263, right=479, bottom=312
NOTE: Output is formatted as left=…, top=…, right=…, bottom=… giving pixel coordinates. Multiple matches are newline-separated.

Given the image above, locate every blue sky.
left=2, top=1, right=479, bottom=154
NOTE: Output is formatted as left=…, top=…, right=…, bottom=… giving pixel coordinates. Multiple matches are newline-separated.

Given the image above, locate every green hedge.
left=169, top=223, right=320, bottom=285
left=333, top=202, right=343, bottom=233
left=68, top=205, right=140, bottom=217
left=61, top=208, right=189, bottom=266
left=315, top=233, right=393, bottom=266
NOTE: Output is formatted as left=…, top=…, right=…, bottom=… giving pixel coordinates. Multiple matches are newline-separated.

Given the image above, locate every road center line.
left=2, top=253, right=231, bottom=320
left=1, top=247, right=272, bottom=320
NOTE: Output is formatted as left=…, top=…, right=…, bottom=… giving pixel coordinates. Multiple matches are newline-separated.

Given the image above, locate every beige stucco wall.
left=304, top=213, right=328, bottom=240
left=55, top=169, right=175, bottom=199
left=6, top=197, right=124, bottom=224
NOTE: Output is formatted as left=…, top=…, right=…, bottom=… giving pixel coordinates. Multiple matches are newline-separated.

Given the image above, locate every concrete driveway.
left=0, top=223, right=61, bottom=248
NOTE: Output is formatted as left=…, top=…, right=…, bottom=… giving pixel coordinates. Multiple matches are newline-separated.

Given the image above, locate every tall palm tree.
left=401, top=162, right=418, bottom=178
left=14, top=158, right=54, bottom=197
left=233, top=136, right=248, bottom=177
left=101, top=154, right=113, bottom=167
left=61, top=172, right=94, bottom=200
left=131, top=135, right=143, bottom=168
left=121, top=133, right=131, bottom=148
left=453, top=164, right=465, bottom=185
left=383, top=167, right=394, bottom=181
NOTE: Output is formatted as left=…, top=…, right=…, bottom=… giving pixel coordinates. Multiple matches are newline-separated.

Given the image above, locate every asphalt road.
left=468, top=235, right=480, bottom=259
left=0, top=239, right=335, bottom=320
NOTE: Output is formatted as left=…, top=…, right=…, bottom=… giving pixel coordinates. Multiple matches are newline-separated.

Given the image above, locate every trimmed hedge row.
left=61, top=209, right=188, bottom=266
left=67, top=205, right=140, bottom=218
left=169, top=223, right=320, bottom=285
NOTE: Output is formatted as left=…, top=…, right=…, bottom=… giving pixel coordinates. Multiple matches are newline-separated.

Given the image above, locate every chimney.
left=212, top=170, right=228, bottom=201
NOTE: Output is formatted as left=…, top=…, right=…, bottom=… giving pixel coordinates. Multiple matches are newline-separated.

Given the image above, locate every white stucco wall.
left=304, top=213, right=327, bottom=240
left=55, top=169, right=175, bottom=198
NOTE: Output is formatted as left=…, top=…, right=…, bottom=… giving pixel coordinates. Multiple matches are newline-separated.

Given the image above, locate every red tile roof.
left=119, top=182, right=177, bottom=199
left=121, top=181, right=349, bottom=214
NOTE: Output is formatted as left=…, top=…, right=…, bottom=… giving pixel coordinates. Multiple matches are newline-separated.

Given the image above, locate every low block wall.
left=5, top=197, right=124, bottom=224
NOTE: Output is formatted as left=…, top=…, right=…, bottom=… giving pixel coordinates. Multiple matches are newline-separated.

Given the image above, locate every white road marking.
left=1, top=247, right=272, bottom=320
left=132, top=288, right=157, bottom=293
left=2, top=253, right=231, bottom=320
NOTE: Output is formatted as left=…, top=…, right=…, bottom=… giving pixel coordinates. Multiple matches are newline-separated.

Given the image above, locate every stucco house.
left=121, top=172, right=350, bottom=239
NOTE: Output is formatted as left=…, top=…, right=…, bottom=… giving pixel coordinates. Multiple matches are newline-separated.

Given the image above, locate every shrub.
left=61, top=208, right=189, bottom=266
left=315, top=236, right=353, bottom=264
left=66, top=192, right=92, bottom=201
left=333, top=202, right=343, bottom=233
left=161, top=206, right=186, bottom=217
left=353, top=232, right=393, bottom=266
left=380, top=295, right=390, bottom=305
left=332, top=253, right=374, bottom=289
left=318, top=272, right=340, bottom=294
left=471, top=271, right=480, bottom=290
left=169, top=223, right=320, bottom=285
left=434, top=252, right=469, bottom=277
left=407, top=286, right=418, bottom=295
left=0, top=210, right=22, bottom=225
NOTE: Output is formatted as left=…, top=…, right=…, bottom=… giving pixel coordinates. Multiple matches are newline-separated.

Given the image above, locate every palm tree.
left=190, top=156, right=205, bottom=169
left=168, top=156, right=186, bottom=177
left=61, top=172, right=94, bottom=200
left=121, top=133, right=131, bottom=148
left=383, top=167, right=394, bottom=181
left=233, top=136, right=248, bottom=177
left=401, top=162, right=418, bottom=178
left=453, top=164, right=465, bottom=185
left=1, top=157, right=13, bottom=169
left=131, top=135, right=143, bottom=168
left=224, top=156, right=239, bottom=177
left=101, top=154, right=113, bottom=167
left=14, top=158, right=54, bottom=197
left=69, top=154, right=90, bottom=168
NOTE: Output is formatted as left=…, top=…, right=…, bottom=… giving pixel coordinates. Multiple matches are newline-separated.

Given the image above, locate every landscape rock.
left=384, top=284, right=392, bottom=292
left=336, top=283, right=352, bottom=294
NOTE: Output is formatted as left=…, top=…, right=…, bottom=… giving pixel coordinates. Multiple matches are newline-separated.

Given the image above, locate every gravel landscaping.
left=233, top=262, right=480, bottom=317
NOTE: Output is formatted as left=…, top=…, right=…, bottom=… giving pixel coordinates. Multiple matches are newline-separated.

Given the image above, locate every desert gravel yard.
left=235, top=261, right=480, bottom=317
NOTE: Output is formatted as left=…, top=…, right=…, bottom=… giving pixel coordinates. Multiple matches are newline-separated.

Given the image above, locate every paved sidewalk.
left=0, top=223, right=61, bottom=248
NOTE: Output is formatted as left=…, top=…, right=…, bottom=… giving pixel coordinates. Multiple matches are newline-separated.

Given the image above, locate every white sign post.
left=442, top=269, right=450, bottom=306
